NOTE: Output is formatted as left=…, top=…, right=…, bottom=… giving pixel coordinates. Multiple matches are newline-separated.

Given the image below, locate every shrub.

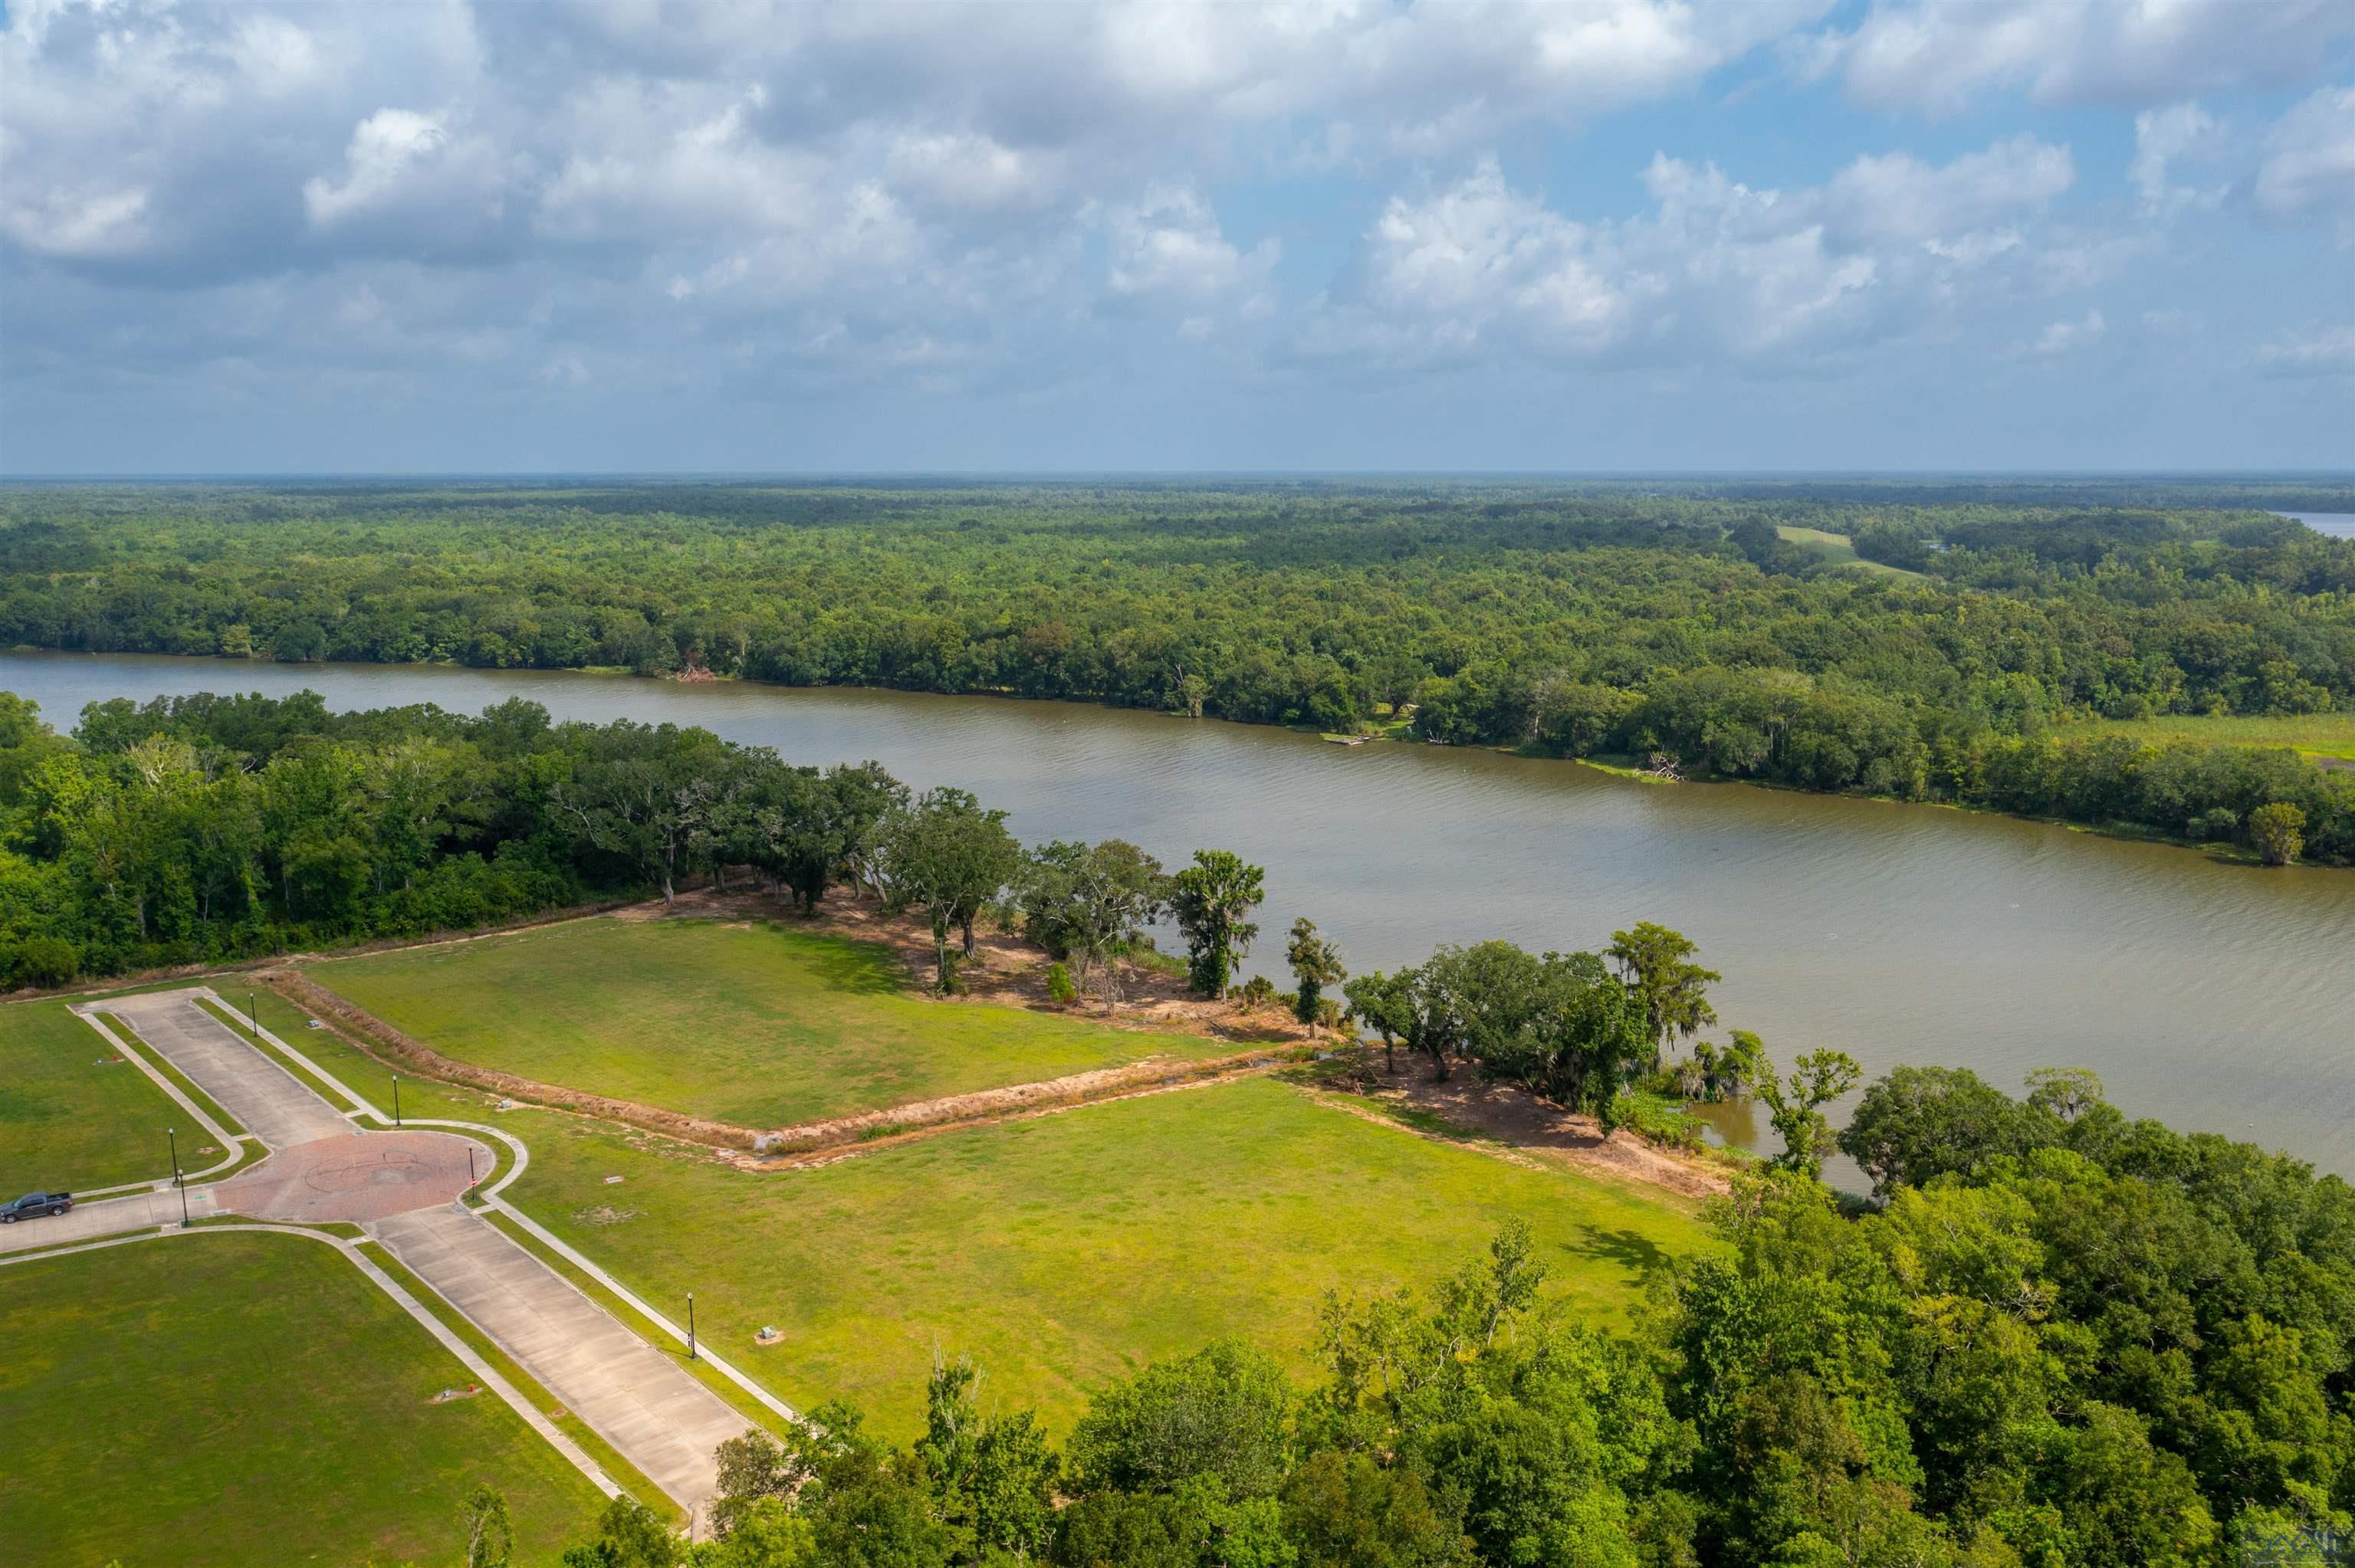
left=1045, top=962, right=1077, bottom=1005
left=2249, top=802, right=2308, bottom=865
left=8, top=935, right=80, bottom=989
left=2189, top=805, right=2239, bottom=841
left=1230, top=975, right=1279, bottom=1009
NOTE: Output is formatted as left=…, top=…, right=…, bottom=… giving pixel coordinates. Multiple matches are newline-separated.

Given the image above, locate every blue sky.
left=3, top=0, right=2352, bottom=474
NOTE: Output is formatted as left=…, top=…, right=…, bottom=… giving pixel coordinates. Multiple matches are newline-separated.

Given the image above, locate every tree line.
left=2, top=481, right=2350, bottom=862
left=0, top=687, right=1335, bottom=1005
left=464, top=1061, right=2355, bottom=1568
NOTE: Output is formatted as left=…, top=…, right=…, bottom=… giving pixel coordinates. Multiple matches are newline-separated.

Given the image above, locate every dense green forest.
left=11, top=684, right=2355, bottom=1564
left=0, top=689, right=917, bottom=987
left=2, top=480, right=2351, bottom=862
left=580, top=1064, right=2355, bottom=1568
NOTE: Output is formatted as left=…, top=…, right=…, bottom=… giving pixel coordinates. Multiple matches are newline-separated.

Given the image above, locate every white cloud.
left=2254, top=323, right=2355, bottom=375
left=1, top=184, right=153, bottom=259
left=1812, top=0, right=2354, bottom=113
left=1304, top=136, right=2090, bottom=374
left=2255, top=85, right=2355, bottom=237
left=2130, top=102, right=2225, bottom=215
left=2034, top=309, right=2105, bottom=355
left=2, top=0, right=2345, bottom=459
left=304, top=110, right=451, bottom=226
left=1105, top=186, right=1275, bottom=303
left=1821, top=134, right=2073, bottom=242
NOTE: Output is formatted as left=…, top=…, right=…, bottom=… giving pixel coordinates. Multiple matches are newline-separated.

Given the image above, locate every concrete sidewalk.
left=376, top=1206, right=748, bottom=1520
left=79, top=987, right=752, bottom=1524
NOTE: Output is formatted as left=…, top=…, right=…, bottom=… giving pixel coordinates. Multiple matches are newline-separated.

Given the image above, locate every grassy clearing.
left=2074, top=711, right=2355, bottom=761
left=311, top=916, right=1233, bottom=1128
left=504, top=1075, right=1703, bottom=1439
left=1775, top=525, right=1926, bottom=581
left=0, top=1230, right=606, bottom=1566
left=0, top=1001, right=186, bottom=1192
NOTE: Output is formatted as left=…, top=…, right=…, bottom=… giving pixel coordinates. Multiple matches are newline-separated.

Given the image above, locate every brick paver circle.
left=215, top=1130, right=494, bottom=1223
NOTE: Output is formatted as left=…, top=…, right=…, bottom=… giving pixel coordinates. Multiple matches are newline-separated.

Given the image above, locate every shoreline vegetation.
left=3, top=475, right=2349, bottom=866
left=11, top=644, right=2350, bottom=871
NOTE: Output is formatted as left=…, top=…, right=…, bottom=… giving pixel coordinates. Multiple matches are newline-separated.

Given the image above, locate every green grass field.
left=2076, top=711, right=2355, bottom=761
left=0, top=1230, right=606, bottom=1566
left=311, top=917, right=1233, bottom=1129
left=504, top=1075, right=1703, bottom=1438
left=1774, top=525, right=1926, bottom=580
left=0, top=1001, right=187, bottom=1192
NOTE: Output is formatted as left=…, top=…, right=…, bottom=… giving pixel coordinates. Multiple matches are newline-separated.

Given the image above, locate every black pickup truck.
left=0, top=1190, right=73, bottom=1223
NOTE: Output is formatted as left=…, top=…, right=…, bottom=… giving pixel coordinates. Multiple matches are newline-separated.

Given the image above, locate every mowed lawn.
left=0, top=1001, right=183, bottom=1192
left=0, top=1230, right=606, bottom=1567
left=508, top=1075, right=1703, bottom=1438
left=311, top=917, right=1233, bottom=1129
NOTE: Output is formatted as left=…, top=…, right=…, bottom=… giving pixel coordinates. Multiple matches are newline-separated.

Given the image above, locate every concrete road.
left=0, top=1184, right=222, bottom=1255
left=97, top=992, right=356, bottom=1148
left=73, top=988, right=751, bottom=1524
left=376, top=1206, right=748, bottom=1517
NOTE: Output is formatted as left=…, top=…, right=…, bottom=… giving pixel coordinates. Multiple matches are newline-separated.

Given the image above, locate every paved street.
left=0, top=1183, right=222, bottom=1255
left=45, top=988, right=751, bottom=1524
left=99, top=992, right=356, bottom=1148
left=376, top=1205, right=747, bottom=1514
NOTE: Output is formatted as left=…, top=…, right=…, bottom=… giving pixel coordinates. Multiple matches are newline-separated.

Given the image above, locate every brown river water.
left=7, top=651, right=2351, bottom=1183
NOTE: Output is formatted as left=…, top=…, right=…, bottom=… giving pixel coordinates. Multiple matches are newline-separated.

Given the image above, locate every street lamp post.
left=392, top=1074, right=402, bottom=1127
left=687, top=1292, right=697, bottom=1361
left=247, top=992, right=258, bottom=1038
left=168, top=1127, right=189, bottom=1228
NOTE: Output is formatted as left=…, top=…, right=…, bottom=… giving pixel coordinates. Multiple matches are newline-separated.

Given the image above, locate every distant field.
left=310, top=917, right=1233, bottom=1129
left=2077, top=712, right=2355, bottom=761
left=0, top=1001, right=186, bottom=1192
left=505, top=1074, right=1703, bottom=1438
left=1773, top=524, right=1926, bottom=580
left=0, top=1230, right=606, bottom=1566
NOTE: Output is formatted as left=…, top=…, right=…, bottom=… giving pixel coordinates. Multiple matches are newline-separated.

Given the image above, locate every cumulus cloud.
left=2130, top=103, right=2225, bottom=215
left=2255, top=85, right=2355, bottom=237
left=1104, top=187, right=1276, bottom=304
left=1300, top=135, right=2087, bottom=374
left=1808, top=0, right=2355, bottom=113
left=2033, top=309, right=2105, bottom=356
left=2, top=0, right=2347, bottom=465
left=2255, top=323, right=2355, bottom=376
left=2, top=185, right=153, bottom=260
left=1819, top=135, right=2073, bottom=242
left=301, top=110, right=446, bottom=225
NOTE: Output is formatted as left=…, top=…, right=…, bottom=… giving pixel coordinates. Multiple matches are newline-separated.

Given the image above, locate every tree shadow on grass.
left=764, top=923, right=904, bottom=997
left=1560, top=1225, right=1677, bottom=1281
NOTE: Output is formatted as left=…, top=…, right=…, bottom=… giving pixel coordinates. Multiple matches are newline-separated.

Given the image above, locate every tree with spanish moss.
left=1285, top=917, right=1345, bottom=1028
left=1167, top=849, right=1264, bottom=998
left=1605, top=921, right=1719, bottom=1070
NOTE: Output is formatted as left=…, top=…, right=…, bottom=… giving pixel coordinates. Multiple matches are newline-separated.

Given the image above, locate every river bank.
left=6, top=648, right=2353, bottom=1183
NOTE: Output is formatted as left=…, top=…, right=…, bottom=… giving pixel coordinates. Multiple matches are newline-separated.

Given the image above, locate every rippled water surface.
left=8, top=651, right=2353, bottom=1176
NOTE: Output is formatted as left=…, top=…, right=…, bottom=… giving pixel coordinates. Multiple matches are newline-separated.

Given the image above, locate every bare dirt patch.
left=735, top=1045, right=1302, bottom=1161
left=1315, top=1054, right=1730, bottom=1201
left=741, top=1068, right=1259, bottom=1171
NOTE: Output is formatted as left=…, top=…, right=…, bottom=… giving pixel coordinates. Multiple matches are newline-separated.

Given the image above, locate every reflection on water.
left=1681, top=1097, right=1764, bottom=1154
left=7, top=651, right=2354, bottom=1180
